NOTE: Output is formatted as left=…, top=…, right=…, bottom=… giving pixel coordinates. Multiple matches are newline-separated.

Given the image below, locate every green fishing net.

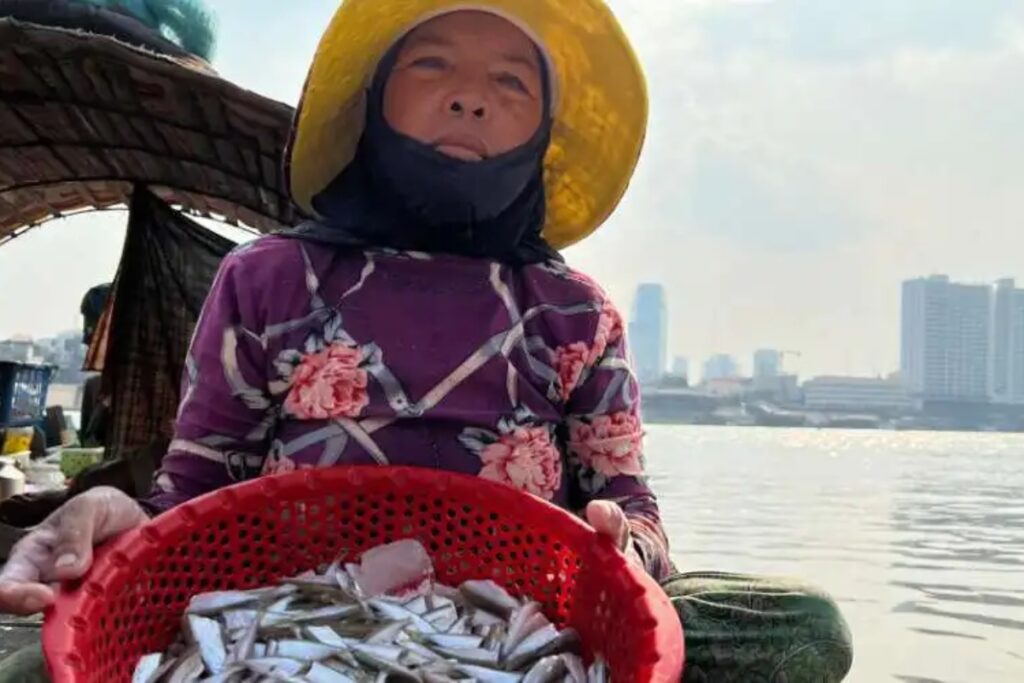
left=73, top=0, right=217, bottom=60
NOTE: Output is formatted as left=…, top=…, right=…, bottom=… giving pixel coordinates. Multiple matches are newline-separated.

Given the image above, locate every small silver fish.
left=423, top=603, right=459, bottom=632
left=482, top=624, right=507, bottom=653
left=304, top=625, right=352, bottom=648
left=228, top=618, right=260, bottom=664
left=350, top=643, right=406, bottom=664
left=432, top=584, right=464, bottom=604
left=351, top=645, right=419, bottom=681
left=456, top=664, right=525, bottom=683
left=136, top=541, right=600, bottom=683
left=365, top=619, right=410, bottom=645
left=368, top=598, right=436, bottom=634
left=272, top=639, right=344, bottom=661
left=586, top=659, right=609, bottom=683
left=447, top=615, right=473, bottom=635
left=188, top=591, right=262, bottom=615
left=460, top=580, right=521, bottom=618
left=504, top=602, right=547, bottom=657
left=306, top=662, right=358, bottom=683
left=470, top=608, right=508, bottom=629
left=403, top=596, right=430, bottom=615
left=148, top=654, right=183, bottom=683
left=288, top=604, right=361, bottom=624
left=505, top=626, right=579, bottom=672
left=334, top=567, right=365, bottom=602
left=523, top=655, right=568, bottom=683
left=223, top=609, right=260, bottom=634
left=239, top=657, right=305, bottom=677
left=195, top=664, right=243, bottom=683
left=187, top=615, right=228, bottom=675
left=259, top=596, right=299, bottom=628
left=434, top=645, right=501, bottom=667
left=131, top=653, right=162, bottom=683
left=424, top=633, right=485, bottom=650
left=562, top=654, right=587, bottom=683
left=165, top=650, right=204, bottom=683
left=421, top=673, right=460, bottom=683
left=399, top=639, right=445, bottom=664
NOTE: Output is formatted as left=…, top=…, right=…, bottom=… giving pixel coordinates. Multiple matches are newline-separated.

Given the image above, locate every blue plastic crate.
left=0, top=361, right=55, bottom=428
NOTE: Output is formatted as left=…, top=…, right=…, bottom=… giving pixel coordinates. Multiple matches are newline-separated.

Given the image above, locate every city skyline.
left=10, top=269, right=1024, bottom=386
left=626, top=272, right=1024, bottom=392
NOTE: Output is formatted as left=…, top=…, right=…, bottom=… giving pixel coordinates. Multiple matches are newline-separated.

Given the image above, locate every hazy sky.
left=1, top=0, right=1022, bottom=378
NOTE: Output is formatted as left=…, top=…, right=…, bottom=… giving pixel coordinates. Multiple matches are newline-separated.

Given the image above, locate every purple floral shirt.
left=146, top=236, right=670, bottom=579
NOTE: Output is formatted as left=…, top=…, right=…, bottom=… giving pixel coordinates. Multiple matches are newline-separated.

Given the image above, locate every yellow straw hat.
left=285, top=0, right=647, bottom=250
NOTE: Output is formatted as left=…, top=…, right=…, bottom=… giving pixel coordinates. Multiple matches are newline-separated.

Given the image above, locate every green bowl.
left=60, top=448, right=104, bottom=479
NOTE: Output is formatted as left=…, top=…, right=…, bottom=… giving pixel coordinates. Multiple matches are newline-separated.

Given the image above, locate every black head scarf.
left=287, top=33, right=562, bottom=265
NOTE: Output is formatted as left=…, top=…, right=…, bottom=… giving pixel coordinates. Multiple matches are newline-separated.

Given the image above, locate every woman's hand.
left=0, top=487, right=148, bottom=615
left=585, top=500, right=642, bottom=566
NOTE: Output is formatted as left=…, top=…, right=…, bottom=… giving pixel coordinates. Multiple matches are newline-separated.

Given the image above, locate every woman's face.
left=383, top=11, right=545, bottom=162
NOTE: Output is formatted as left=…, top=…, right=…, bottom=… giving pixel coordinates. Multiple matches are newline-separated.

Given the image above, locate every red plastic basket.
left=42, top=466, right=683, bottom=682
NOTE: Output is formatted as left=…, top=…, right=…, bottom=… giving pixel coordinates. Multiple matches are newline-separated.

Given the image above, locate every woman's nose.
left=447, top=93, right=487, bottom=120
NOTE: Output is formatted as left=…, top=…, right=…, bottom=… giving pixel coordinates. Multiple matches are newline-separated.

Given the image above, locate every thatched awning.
left=0, top=18, right=305, bottom=244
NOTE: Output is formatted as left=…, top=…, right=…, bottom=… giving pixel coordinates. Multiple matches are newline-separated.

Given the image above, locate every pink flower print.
left=478, top=426, right=563, bottom=501
left=591, top=300, right=625, bottom=364
left=569, top=412, right=644, bottom=478
left=555, top=342, right=590, bottom=402
left=284, top=343, right=369, bottom=420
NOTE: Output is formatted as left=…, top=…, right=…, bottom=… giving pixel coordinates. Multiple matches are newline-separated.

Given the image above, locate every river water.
left=646, top=426, right=1024, bottom=682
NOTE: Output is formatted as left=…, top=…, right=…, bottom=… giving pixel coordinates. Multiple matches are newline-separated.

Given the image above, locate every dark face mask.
left=290, top=38, right=562, bottom=265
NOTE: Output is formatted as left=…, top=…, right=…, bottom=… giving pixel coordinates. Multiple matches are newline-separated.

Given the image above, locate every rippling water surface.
left=646, top=426, right=1024, bottom=683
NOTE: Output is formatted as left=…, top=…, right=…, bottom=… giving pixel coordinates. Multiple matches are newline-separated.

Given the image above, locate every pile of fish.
left=131, top=540, right=609, bottom=683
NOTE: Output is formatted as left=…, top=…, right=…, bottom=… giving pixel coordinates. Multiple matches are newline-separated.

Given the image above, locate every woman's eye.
left=410, top=56, right=447, bottom=70
left=497, top=73, right=529, bottom=94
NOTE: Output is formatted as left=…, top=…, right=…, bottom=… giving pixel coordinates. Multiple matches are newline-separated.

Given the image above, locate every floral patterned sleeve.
left=143, top=249, right=273, bottom=514
left=561, top=298, right=672, bottom=580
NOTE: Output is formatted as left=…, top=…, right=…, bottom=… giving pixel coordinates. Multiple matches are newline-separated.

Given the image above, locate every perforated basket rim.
left=42, top=466, right=683, bottom=682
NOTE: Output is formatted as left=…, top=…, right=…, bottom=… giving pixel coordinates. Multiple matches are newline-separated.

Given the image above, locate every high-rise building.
left=672, top=356, right=689, bottom=380
left=629, top=284, right=668, bottom=384
left=703, top=354, right=739, bottom=382
left=989, top=279, right=1024, bottom=404
left=753, top=349, right=781, bottom=379
left=901, top=275, right=990, bottom=401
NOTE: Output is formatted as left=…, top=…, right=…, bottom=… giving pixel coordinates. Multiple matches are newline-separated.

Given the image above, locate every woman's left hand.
left=585, top=500, right=641, bottom=566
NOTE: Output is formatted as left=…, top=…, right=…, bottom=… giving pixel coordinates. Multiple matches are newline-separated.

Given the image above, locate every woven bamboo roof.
left=0, top=18, right=305, bottom=244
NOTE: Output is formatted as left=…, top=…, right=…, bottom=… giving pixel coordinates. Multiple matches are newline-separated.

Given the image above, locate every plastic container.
left=5, top=449, right=31, bottom=471
left=0, top=361, right=55, bottom=429
left=43, top=466, right=684, bottom=682
left=0, top=456, right=25, bottom=501
left=1, top=425, right=34, bottom=455
left=26, top=462, right=65, bottom=491
left=60, top=447, right=104, bottom=479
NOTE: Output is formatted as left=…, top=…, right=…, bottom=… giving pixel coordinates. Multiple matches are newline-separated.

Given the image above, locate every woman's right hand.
left=0, top=487, right=149, bottom=615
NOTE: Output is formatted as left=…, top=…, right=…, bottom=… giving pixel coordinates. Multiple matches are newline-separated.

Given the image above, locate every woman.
left=0, top=1, right=853, bottom=680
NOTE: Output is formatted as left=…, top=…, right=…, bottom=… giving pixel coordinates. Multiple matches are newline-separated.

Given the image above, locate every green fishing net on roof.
left=72, top=0, right=217, bottom=60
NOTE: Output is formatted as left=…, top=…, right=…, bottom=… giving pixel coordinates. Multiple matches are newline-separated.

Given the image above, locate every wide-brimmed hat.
left=286, top=0, right=647, bottom=250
